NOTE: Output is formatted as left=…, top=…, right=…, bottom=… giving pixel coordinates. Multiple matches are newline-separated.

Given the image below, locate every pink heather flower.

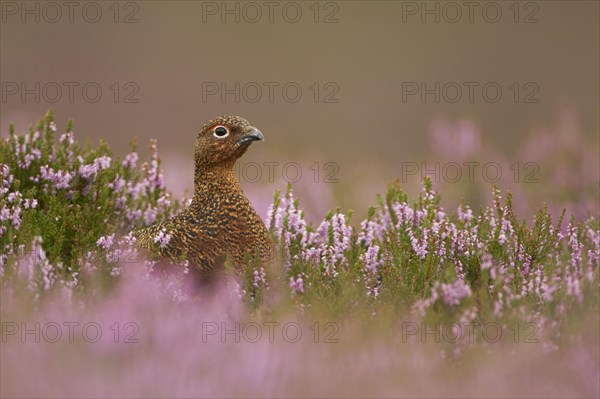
left=266, top=202, right=276, bottom=228
left=40, top=166, right=72, bottom=189
left=108, top=176, right=126, bottom=192
left=587, top=245, right=599, bottom=281
left=392, top=202, right=415, bottom=228
left=18, top=148, right=41, bottom=169
left=146, top=140, right=165, bottom=192
left=7, top=191, right=21, bottom=203
left=0, top=164, right=11, bottom=192
left=144, top=207, right=158, bottom=226
left=81, top=253, right=96, bottom=273
left=566, top=275, right=582, bottom=303
left=157, top=194, right=172, bottom=209
left=440, top=278, right=472, bottom=307
left=584, top=224, right=599, bottom=278
left=126, top=180, right=147, bottom=199
left=357, top=220, right=375, bottom=246
left=127, top=209, right=143, bottom=223
left=268, top=194, right=291, bottom=238
left=0, top=206, right=10, bottom=222
left=408, top=226, right=428, bottom=259
left=269, top=191, right=320, bottom=268
left=227, top=279, right=244, bottom=301
left=96, top=234, right=115, bottom=250
left=16, top=236, right=55, bottom=296
left=362, top=245, right=383, bottom=274
left=49, top=121, right=57, bottom=132
left=454, top=260, right=465, bottom=280
left=458, top=205, right=473, bottom=223
left=95, top=155, right=111, bottom=170
left=110, top=264, right=121, bottom=277
left=357, top=217, right=386, bottom=247
left=181, top=260, right=190, bottom=275
left=357, top=219, right=375, bottom=247
left=11, top=206, right=22, bottom=229
left=497, top=214, right=514, bottom=245
left=61, top=272, right=78, bottom=302
left=106, top=249, right=121, bottom=264
left=23, top=199, right=38, bottom=209
left=81, top=182, right=92, bottom=197
left=289, top=276, right=304, bottom=294
left=480, top=253, right=493, bottom=270
left=286, top=202, right=306, bottom=235
left=361, top=245, right=384, bottom=298
left=122, top=152, right=139, bottom=169
left=59, top=132, right=75, bottom=146
left=567, top=223, right=583, bottom=281
left=121, top=232, right=137, bottom=247
left=320, top=213, right=353, bottom=276
left=78, top=156, right=111, bottom=180
left=315, top=219, right=329, bottom=242
left=115, top=195, right=127, bottom=210
left=413, top=286, right=439, bottom=316
left=253, top=267, right=267, bottom=289
left=0, top=254, right=7, bottom=279
left=522, top=254, right=532, bottom=276
left=154, top=228, right=171, bottom=249
left=540, top=277, right=556, bottom=302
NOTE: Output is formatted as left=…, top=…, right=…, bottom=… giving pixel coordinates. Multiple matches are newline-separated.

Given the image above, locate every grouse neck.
left=192, top=164, right=241, bottom=203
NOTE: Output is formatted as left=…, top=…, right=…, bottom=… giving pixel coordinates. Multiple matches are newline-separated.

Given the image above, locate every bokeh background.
left=1, top=0, right=598, bottom=222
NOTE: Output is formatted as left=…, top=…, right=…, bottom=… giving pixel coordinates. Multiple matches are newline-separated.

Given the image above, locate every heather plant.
left=2, top=113, right=598, bottom=317
left=268, top=180, right=598, bottom=336
left=1, top=113, right=599, bottom=397
left=0, top=111, right=183, bottom=299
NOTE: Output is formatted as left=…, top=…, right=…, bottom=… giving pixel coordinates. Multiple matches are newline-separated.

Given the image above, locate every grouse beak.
left=239, top=127, right=264, bottom=145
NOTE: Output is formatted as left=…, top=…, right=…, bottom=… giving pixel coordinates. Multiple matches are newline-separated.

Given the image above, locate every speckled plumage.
left=133, top=116, right=272, bottom=279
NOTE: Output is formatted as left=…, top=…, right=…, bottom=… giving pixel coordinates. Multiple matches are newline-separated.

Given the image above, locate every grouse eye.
left=213, top=126, right=229, bottom=138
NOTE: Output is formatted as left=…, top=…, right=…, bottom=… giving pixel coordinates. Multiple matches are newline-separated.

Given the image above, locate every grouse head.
left=195, top=115, right=264, bottom=169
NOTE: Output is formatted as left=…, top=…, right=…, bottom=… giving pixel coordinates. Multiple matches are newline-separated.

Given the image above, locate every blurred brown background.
left=1, top=1, right=598, bottom=221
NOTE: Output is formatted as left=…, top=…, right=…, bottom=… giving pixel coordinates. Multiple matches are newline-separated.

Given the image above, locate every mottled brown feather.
left=133, top=116, right=273, bottom=276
